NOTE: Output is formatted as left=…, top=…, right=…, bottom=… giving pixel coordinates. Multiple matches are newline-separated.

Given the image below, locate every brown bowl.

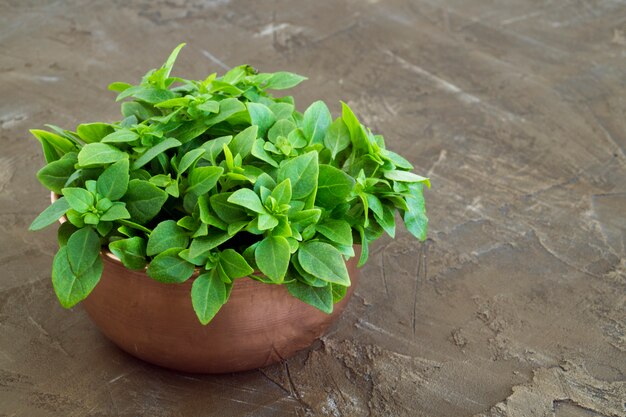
left=53, top=191, right=360, bottom=372
left=84, top=251, right=359, bottom=373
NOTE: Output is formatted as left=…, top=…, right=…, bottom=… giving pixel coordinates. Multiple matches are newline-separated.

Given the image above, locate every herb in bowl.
left=29, top=43, right=429, bottom=324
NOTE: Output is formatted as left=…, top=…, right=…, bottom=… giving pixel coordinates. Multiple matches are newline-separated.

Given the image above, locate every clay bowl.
left=83, top=251, right=359, bottom=373
left=54, top=191, right=359, bottom=373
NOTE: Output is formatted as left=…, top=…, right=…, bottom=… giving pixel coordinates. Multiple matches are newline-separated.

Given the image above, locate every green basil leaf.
left=268, top=119, right=296, bottom=143
left=76, top=123, right=114, bottom=143
left=255, top=236, right=290, bottom=283
left=219, top=249, right=253, bottom=279
left=247, top=102, right=276, bottom=137
left=264, top=72, right=307, bottom=90
left=316, top=219, right=353, bottom=246
left=149, top=174, right=172, bottom=187
left=331, top=283, right=348, bottom=304
left=210, top=193, right=249, bottom=223
left=155, top=97, right=191, bottom=109
left=120, top=115, right=138, bottom=127
left=227, top=221, right=247, bottom=236
left=246, top=73, right=272, bottom=86
left=121, top=101, right=159, bottom=121
left=365, top=193, right=384, bottom=218
left=146, top=248, right=194, bottom=283
left=108, top=81, right=132, bottom=93
left=30, top=129, right=77, bottom=163
left=298, top=241, right=350, bottom=286
left=268, top=102, right=295, bottom=120
left=289, top=208, right=321, bottom=227
left=210, top=80, right=243, bottom=96
left=52, top=246, right=103, bottom=308
left=37, top=135, right=62, bottom=163
left=133, top=88, right=176, bottom=104
left=66, top=226, right=101, bottom=275
left=340, top=102, right=370, bottom=152
left=286, top=237, right=299, bottom=253
left=189, top=230, right=232, bottom=258
left=84, top=213, right=99, bottom=225
left=163, top=42, right=185, bottom=78
left=375, top=204, right=396, bottom=238
left=96, top=220, right=113, bottom=236
left=196, top=100, right=220, bottom=113
left=380, top=149, right=414, bottom=170
left=316, top=164, right=355, bottom=208
left=66, top=209, right=85, bottom=227
left=97, top=197, right=113, bottom=212
left=291, top=257, right=327, bottom=287
left=100, top=202, right=131, bottom=221
left=186, top=166, right=224, bottom=196
left=97, top=159, right=129, bottom=200
left=355, top=225, right=368, bottom=267
left=205, top=98, right=247, bottom=126
left=271, top=179, right=292, bottom=207
left=29, top=197, right=70, bottom=231
left=384, top=170, right=431, bottom=186
left=197, top=196, right=226, bottom=230
left=101, top=129, right=139, bottom=144
left=132, top=138, right=181, bottom=170
left=179, top=248, right=209, bottom=266
left=251, top=139, right=279, bottom=167
left=403, top=183, right=428, bottom=241
left=254, top=173, right=277, bottom=193
left=323, top=118, right=350, bottom=159
left=108, top=237, right=147, bottom=270
left=229, top=125, right=258, bottom=158
left=122, top=179, right=168, bottom=224
left=191, top=270, right=227, bottom=325
left=177, top=149, right=206, bottom=175
left=36, top=153, right=78, bottom=194
left=85, top=179, right=97, bottom=194
left=277, top=151, right=318, bottom=200
left=257, top=213, right=279, bottom=230
left=286, top=280, right=333, bottom=314
left=146, top=220, right=189, bottom=256
left=223, top=64, right=253, bottom=84
left=177, top=215, right=198, bottom=231
left=289, top=129, right=308, bottom=149
left=62, top=187, right=94, bottom=213
left=96, top=197, right=113, bottom=211
left=303, top=100, right=331, bottom=145
left=78, top=143, right=128, bottom=167
left=227, top=188, right=266, bottom=213
left=96, top=197, right=113, bottom=212
left=172, top=120, right=210, bottom=143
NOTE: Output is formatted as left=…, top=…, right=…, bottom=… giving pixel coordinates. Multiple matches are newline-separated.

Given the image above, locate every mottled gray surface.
left=1, top=0, right=625, bottom=416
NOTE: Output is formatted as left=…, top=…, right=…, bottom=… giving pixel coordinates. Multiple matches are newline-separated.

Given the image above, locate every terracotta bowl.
left=54, top=191, right=359, bottom=373
left=82, top=252, right=359, bottom=373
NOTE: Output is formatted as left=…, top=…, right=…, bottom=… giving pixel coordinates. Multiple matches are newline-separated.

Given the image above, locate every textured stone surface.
left=1, top=0, right=625, bottom=416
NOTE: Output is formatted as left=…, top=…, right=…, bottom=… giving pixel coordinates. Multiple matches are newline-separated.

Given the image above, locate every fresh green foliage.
left=109, top=237, right=147, bottom=270
left=29, top=43, right=430, bottom=324
left=255, top=236, right=291, bottom=282
left=52, top=244, right=103, bottom=308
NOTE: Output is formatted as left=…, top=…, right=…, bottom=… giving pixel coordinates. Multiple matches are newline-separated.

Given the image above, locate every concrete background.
left=1, top=0, right=625, bottom=416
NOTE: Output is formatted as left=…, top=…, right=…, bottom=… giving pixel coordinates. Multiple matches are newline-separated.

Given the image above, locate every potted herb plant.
left=29, top=44, right=429, bottom=373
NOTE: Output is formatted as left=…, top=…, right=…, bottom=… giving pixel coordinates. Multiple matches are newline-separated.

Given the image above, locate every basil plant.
left=29, top=44, right=429, bottom=324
